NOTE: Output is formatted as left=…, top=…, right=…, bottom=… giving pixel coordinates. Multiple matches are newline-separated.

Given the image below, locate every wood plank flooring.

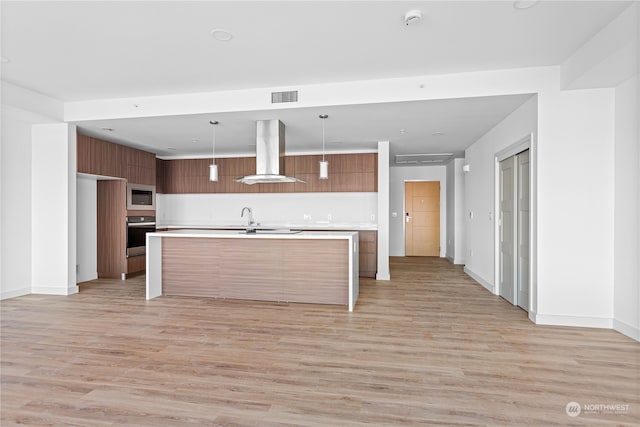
left=1, top=257, right=638, bottom=426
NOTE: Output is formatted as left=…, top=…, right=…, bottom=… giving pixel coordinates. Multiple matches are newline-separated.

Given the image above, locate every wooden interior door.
left=405, top=181, right=440, bottom=256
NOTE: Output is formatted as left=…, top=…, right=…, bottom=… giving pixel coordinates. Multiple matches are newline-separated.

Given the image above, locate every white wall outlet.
left=370, top=214, right=375, bottom=221
left=488, top=211, right=493, bottom=221
left=469, top=211, right=474, bottom=220
left=469, top=248, right=473, bottom=257
left=303, top=214, right=312, bottom=220
left=391, top=212, right=398, bottom=217
left=327, top=213, right=332, bottom=221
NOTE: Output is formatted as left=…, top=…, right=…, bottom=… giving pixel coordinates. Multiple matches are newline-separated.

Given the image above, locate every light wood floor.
left=1, top=257, right=638, bottom=426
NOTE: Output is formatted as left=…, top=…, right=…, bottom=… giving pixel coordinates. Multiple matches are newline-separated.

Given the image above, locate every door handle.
left=406, top=212, right=412, bottom=223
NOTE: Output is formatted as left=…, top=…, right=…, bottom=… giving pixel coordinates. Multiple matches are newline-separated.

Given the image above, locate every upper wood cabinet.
left=122, top=146, right=155, bottom=185
left=156, top=159, right=166, bottom=193
left=77, top=134, right=122, bottom=178
left=159, top=153, right=377, bottom=194
left=77, top=134, right=156, bottom=185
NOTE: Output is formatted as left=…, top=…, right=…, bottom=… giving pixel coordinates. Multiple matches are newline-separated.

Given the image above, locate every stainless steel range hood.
left=235, top=119, right=304, bottom=185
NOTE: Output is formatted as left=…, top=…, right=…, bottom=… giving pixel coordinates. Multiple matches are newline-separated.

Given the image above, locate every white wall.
left=31, top=123, right=78, bottom=295
left=453, top=159, right=466, bottom=264
left=465, top=87, right=620, bottom=328
left=389, top=165, right=446, bottom=257
left=536, top=88, right=615, bottom=326
left=157, top=192, right=377, bottom=227
left=76, top=177, right=97, bottom=283
left=445, top=158, right=467, bottom=264
left=464, top=97, right=537, bottom=293
left=561, top=3, right=638, bottom=90
left=613, top=74, right=639, bottom=340
left=445, top=161, right=456, bottom=262
left=1, top=107, right=34, bottom=299
left=376, top=141, right=390, bottom=280
left=1, top=83, right=66, bottom=299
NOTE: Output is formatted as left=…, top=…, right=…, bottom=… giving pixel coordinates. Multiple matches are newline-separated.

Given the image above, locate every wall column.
left=31, top=123, right=78, bottom=295
left=376, top=140, right=390, bottom=280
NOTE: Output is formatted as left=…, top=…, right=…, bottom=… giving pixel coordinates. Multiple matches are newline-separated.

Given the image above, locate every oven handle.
left=127, top=222, right=156, bottom=227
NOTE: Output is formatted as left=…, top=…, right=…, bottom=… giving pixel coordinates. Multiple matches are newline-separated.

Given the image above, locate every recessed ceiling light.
left=400, top=129, right=406, bottom=135
left=191, top=139, right=199, bottom=143
left=513, top=0, right=540, bottom=10
left=1, top=56, right=9, bottom=63
left=100, top=127, right=114, bottom=132
left=432, top=131, right=445, bottom=136
left=167, top=147, right=177, bottom=151
left=211, top=29, right=233, bottom=42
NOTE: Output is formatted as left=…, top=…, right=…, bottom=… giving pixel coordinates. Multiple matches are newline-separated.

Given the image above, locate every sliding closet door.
left=517, top=150, right=530, bottom=311
left=499, top=156, right=516, bottom=305
left=498, top=149, right=530, bottom=310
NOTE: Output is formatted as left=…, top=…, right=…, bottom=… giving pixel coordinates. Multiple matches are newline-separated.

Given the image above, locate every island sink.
left=241, top=229, right=302, bottom=235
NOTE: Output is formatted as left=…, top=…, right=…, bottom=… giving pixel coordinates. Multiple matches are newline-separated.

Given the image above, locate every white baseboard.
left=76, top=273, right=98, bottom=284
left=613, top=319, right=640, bottom=342
left=1, top=287, right=31, bottom=300
left=532, top=313, right=613, bottom=329
left=446, top=255, right=466, bottom=265
left=376, top=272, right=390, bottom=281
left=464, top=267, right=495, bottom=294
left=31, top=285, right=79, bottom=296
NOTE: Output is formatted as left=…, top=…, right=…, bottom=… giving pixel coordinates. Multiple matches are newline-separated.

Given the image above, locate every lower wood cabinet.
left=358, top=231, right=378, bottom=278
left=161, top=237, right=350, bottom=306
left=155, top=228, right=376, bottom=277
left=127, top=255, right=146, bottom=276
left=97, top=180, right=127, bottom=279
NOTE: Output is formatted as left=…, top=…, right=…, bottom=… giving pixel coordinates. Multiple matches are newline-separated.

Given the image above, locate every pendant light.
left=209, top=120, right=219, bottom=182
left=319, top=114, right=329, bottom=180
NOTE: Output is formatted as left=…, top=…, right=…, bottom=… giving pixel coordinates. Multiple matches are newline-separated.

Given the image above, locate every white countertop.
left=151, top=229, right=359, bottom=240
left=156, top=221, right=377, bottom=231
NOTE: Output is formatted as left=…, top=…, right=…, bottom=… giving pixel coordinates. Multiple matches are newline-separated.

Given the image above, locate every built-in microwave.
left=126, top=183, right=156, bottom=211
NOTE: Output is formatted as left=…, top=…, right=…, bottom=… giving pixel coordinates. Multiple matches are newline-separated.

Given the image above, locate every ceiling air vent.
left=395, top=153, right=454, bottom=165
left=271, top=90, right=299, bottom=104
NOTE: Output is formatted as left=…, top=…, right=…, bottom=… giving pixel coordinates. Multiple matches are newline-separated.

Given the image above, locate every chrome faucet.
left=241, top=207, right=256, bottom=232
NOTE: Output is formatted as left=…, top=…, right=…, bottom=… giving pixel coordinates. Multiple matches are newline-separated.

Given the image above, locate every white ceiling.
left=77, top=94, right=535, bottom=159
left=1, top=1, right=631, bottom=163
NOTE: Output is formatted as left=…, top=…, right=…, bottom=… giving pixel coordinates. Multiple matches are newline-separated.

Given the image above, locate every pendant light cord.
left=322, top=119, right=325, bottom=162
left=210, top=120, right=218, bottom=164
left=319, top=114, right=328, bottom=161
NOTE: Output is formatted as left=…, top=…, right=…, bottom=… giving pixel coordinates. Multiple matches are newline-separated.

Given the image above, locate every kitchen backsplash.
left=156, top=192, right=377, bottom=226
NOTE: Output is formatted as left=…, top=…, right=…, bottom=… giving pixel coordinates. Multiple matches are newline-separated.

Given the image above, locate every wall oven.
left=126, top=216, right=156, bottom=257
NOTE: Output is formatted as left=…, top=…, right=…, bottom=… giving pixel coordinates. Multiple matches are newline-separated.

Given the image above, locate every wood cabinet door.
left=77, top=134, right=155, bottom=185
left=158, top=153, right=377, bottom=194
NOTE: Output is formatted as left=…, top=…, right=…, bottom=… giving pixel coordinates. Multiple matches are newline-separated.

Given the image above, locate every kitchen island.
left=146, top=229, right=359, bottom=311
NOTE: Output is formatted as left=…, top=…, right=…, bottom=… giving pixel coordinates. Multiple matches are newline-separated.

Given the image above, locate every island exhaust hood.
left=235, top=119, right=304, bottom=185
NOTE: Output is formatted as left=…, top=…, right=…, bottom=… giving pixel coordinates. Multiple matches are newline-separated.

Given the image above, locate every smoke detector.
left=404, top=10, right=422, bottom=26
